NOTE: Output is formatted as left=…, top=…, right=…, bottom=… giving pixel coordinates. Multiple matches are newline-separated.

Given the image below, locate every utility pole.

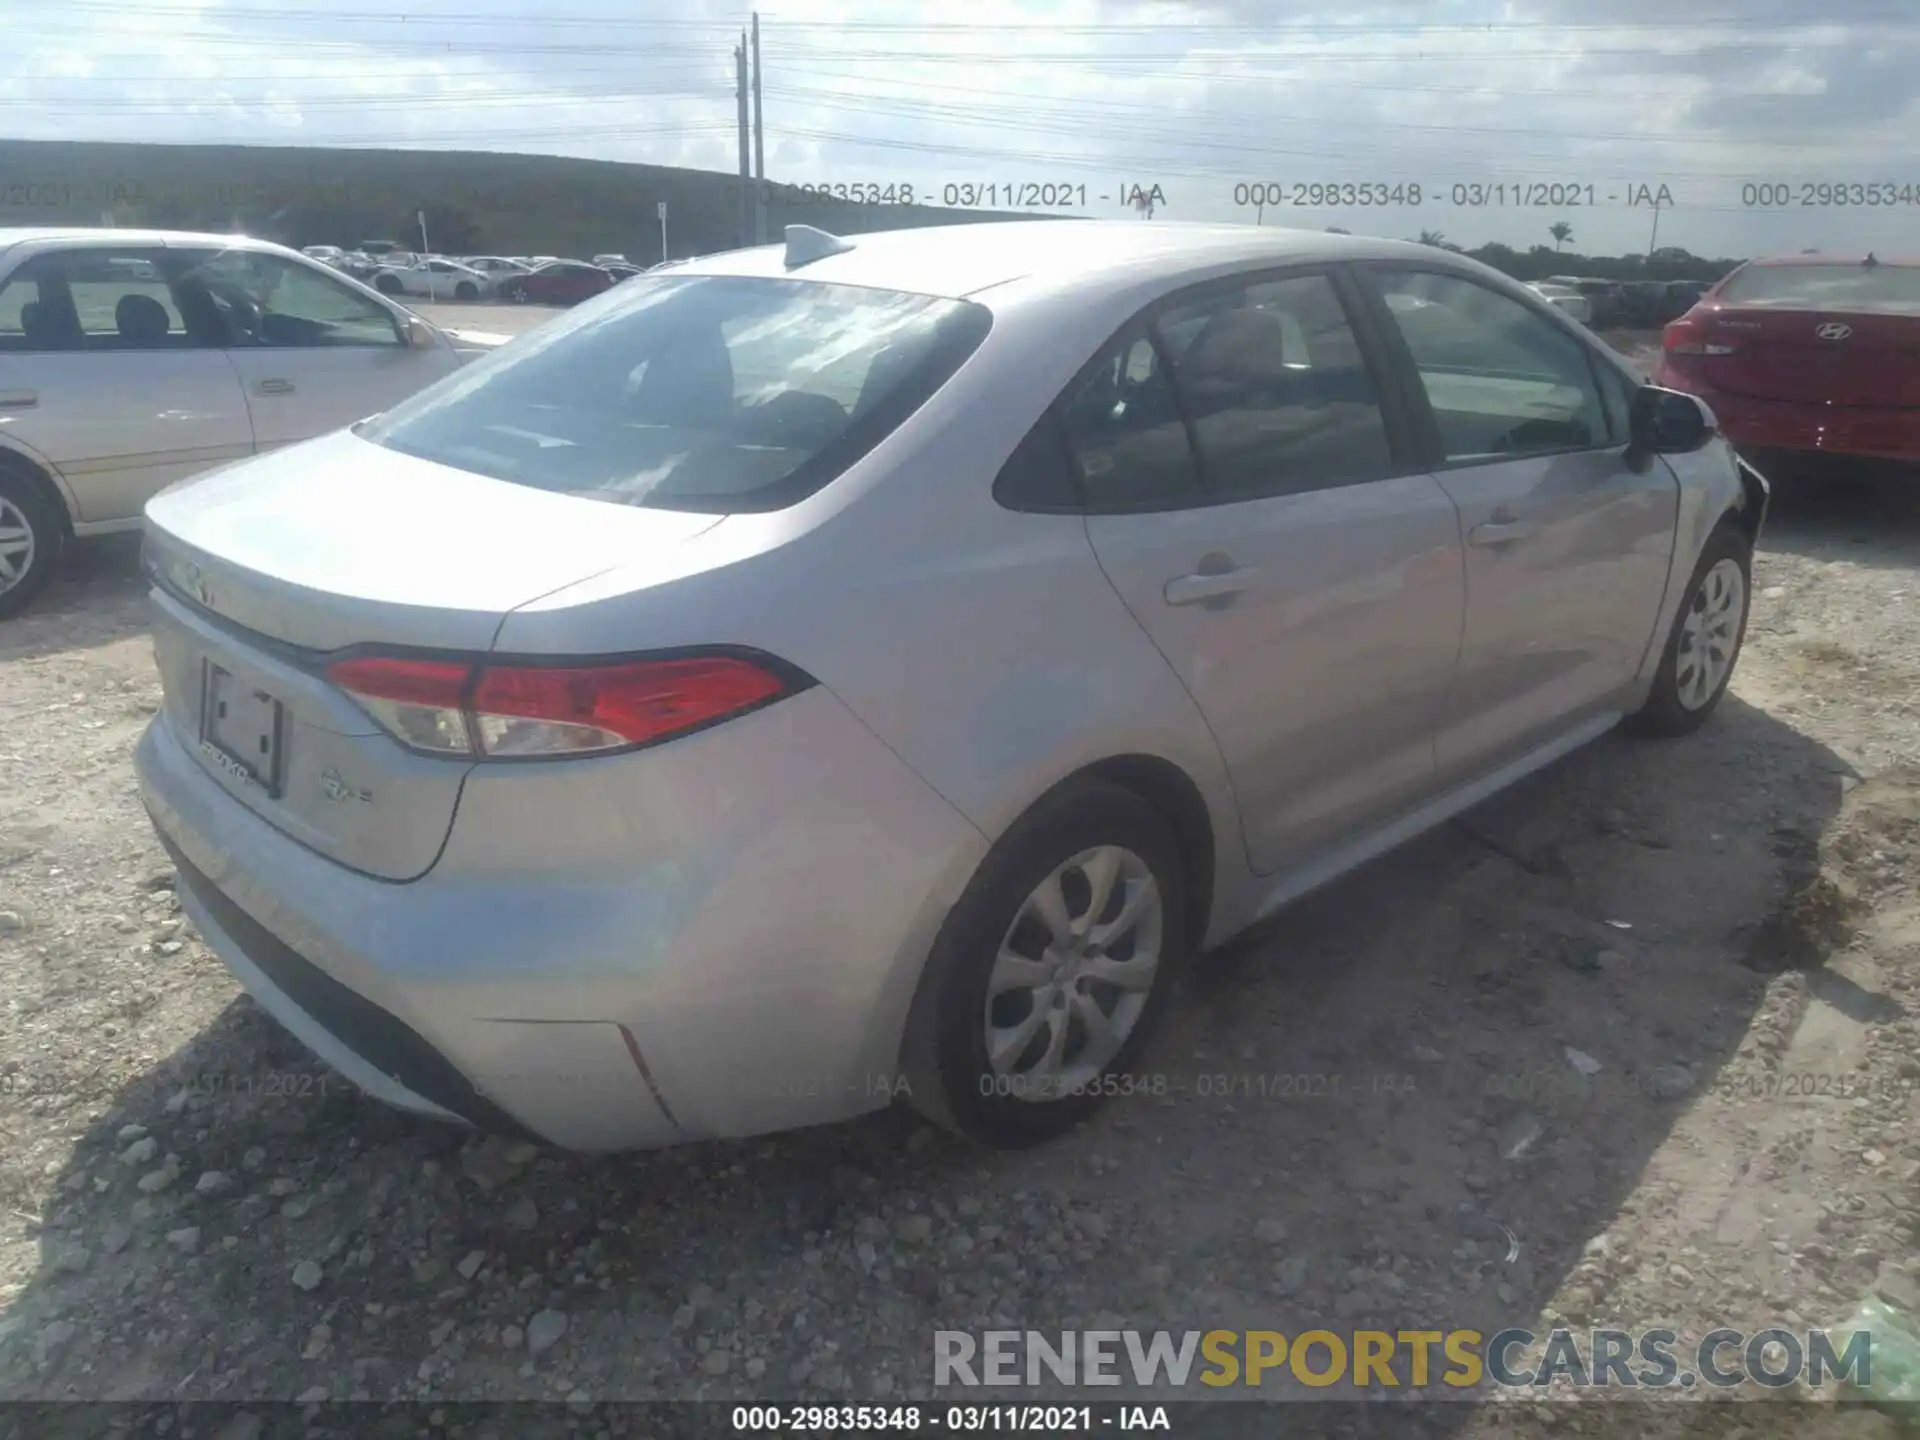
left=752, top=12, right=766, bottom=244
left=735, top=34, right=751, bottom=249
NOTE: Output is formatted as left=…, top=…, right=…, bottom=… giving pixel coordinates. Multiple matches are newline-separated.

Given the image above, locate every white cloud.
left=2, top=0, right=1915, bottom=255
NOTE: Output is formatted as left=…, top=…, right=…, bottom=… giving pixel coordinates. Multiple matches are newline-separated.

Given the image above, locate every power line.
left=4, top=121, right=741, bottom=148
left=763, top=80, right=1876, bottom=153
left=41, top=1, right=1904, bottom=32
left=6, top=21, right=1892, bottom=64
left=0, top=85, right=728, bottom=111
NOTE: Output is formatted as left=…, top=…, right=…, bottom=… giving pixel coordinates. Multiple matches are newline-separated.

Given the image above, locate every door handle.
left=1469, top=519, right=1536, bottom=547
left=256, top=378, right=296, bottom=395
left=0, top=390, right=38, bottom=409
left=1164, top=567, right=1257, bottom=606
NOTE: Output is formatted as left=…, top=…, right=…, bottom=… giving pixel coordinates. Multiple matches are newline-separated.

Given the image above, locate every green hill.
left=0, top=138, right=1042, bottom=263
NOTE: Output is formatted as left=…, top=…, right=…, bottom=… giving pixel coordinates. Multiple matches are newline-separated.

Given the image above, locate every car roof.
left=0, top=226, right=295, bottom=257
left=665, top=220, right=1456, bottom=303
left=1746, top=252, right=1919, bottom=268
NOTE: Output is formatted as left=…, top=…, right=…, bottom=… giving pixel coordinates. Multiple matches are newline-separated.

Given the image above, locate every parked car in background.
left=460, top=256, right=531, bottom=281
left=0, top=227, right=507, bottom=616
left=1665, top=280, right=1710, bottom=316
left=1526, top=281, right=1593, bottom=324
left=371, top=258, right=492, bottom=301
left=1618, top=280, right=1676, bottom=328
left=131, top=221, right=1761, bottom=1152
left=1655, top=253, right=1919, bottom=476
left=603, top=263, right=645, bottom=282
left=336, top=252, right=384, bottom=282
left=592, top=253, right=630, bottom=267
left=1548, top=276, right=1625, bottom=328
left=301, top=245, right=348, bottom=270
left=497, top=260, right=617, bottom=305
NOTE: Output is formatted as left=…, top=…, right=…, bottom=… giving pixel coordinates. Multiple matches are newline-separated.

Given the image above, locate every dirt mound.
left=1748, top=767, right=1920, bottom=970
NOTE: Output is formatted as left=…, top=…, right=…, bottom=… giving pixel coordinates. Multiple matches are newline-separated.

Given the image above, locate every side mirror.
left=1629, top=384, right=1715, bottom=455
left=402, top=315, right=439, bottom=349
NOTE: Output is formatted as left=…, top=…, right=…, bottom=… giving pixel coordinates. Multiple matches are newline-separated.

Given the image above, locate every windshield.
left=360, top=273, right=992, bottom=512
left=1716, top=264, right=1920, bottom=314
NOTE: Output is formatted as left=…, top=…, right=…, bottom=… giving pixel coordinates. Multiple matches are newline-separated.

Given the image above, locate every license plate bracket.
left=199, top=661, right=285, bottom=797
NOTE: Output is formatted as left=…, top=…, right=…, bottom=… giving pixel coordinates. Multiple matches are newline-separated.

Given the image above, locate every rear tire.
left=374, top=274, right=403, bottom=295
left=0, top=465, right=64, bottom=620
left=1625, top=519, right=1752, bottom=737
left=902, top=781, right=1188, bottom=1148
left=454, top=281, right=479, bottom=301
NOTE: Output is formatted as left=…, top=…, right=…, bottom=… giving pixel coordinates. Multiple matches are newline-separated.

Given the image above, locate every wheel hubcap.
left=0, top=497, right=35, bottom=594
left=984, top=845, right=1163, bottom=1101
left=1676, top=557, right=1746, bottom=711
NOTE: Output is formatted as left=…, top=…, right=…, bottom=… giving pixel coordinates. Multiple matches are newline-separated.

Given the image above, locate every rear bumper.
left=133, top=684, right=989, bottom=1151
left=1658, top=369, right=1920, bottom=466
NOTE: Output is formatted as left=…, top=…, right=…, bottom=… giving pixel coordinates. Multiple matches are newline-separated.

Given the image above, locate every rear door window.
left=0, top=248, right=211, bottom=352
left=361, top=274, right=992, bottom=513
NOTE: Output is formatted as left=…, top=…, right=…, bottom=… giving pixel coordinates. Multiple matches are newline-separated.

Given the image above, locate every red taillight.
left=1663, top=317, right=1737, bottom=357
left=471, top=657, right=789, bottom=756
left=325, top=651, right=799, bottom=759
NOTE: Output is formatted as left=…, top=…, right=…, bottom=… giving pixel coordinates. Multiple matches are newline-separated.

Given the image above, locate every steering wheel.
left=204, top=284, right=265, bottom=345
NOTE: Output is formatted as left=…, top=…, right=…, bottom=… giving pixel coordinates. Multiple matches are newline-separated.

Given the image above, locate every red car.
left=500, top=260, right=616, bottom=306
left=1654, top=253, right=1919, bottom=476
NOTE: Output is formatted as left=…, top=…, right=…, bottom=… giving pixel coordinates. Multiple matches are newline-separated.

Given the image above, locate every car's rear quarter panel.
left=491, top=284, right=1251, bottom=943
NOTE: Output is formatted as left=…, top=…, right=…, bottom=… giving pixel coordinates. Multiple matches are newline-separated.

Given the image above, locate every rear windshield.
left=1716, top=264, right=1920, bottom=314
left=361, top=274, right=992, bottom=512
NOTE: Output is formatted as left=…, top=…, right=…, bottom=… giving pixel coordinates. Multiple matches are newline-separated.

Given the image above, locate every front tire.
left=454, top=281, right=479, bottom=301
left=1626, top=519, right=1752, bottom=737
left=0, top=468, right=64, bottom=620
left=374, top=274, right=403, bottom=295
left=903, top=781, right=1188, bottom=1148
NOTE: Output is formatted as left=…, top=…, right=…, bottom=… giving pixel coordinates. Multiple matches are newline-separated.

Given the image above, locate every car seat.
left=114, top=293, right=173, bottom=347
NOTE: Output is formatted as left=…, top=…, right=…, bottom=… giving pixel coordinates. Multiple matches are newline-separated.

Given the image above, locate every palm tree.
left=1549, top=221, right=1574, bottom=251
left=1418, top=229, right=1446, bottom=247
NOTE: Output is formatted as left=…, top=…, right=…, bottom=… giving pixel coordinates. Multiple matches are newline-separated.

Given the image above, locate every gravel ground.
left=1, top=337, right=1917, bottom=1432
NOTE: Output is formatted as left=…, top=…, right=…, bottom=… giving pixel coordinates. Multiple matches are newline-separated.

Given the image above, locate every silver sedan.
left=135, top=221, right=1766, bottom=1151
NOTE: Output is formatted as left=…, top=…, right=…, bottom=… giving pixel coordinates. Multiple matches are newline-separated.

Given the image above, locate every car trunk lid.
left=1692, top=306, right=1920, bottom=408
left=142, top=430, right=724, bottom=879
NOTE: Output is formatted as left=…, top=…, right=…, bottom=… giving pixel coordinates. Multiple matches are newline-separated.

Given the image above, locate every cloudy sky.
left=4, top=0, right=1916, bottom=257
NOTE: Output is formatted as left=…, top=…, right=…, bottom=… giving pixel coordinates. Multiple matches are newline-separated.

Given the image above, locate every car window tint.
left=993, top=412, right=1082, bottom=511
left=1591, top=354, right=1640, bottom=440
left=178, top=250, right=402, bottom=348
left=1373, top=269, right=1608, bottom=463
left=1157, top=272, right=1393, bottom=498
left=361, top=274, right=991, bottom=514
left=1057, top=328, right=1201, bottom=510
left=0, top=249, right=202, bottom=352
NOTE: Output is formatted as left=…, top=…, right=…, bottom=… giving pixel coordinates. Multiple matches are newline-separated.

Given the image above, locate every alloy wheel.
left=0, top=496, right=36, bottom=596
left=984, top=845, right=1163, bottom=1100
left=1676, top=557, right=1746, bottom=710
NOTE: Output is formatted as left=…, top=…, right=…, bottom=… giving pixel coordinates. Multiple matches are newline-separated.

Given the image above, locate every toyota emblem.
left=1815, top=322, right=1852, bottom=341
